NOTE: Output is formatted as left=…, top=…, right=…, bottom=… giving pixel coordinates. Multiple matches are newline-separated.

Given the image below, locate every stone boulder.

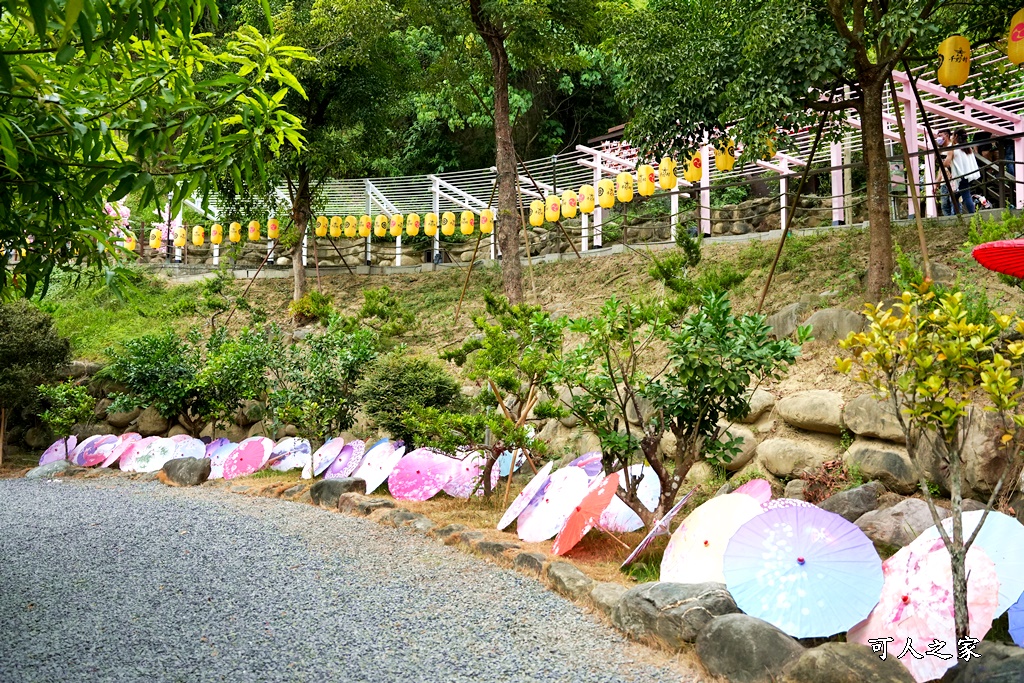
left=546, top=562, right=594, bottom=601
left=25, top=460, right=81, bottom=479
left=234, top=400, right=264, bottom=427
left=611, top=582, right=739, bottom=649
left=781, top=642, right=914, bottom=683
left=918, top=410, right=1014, bottom=500
left=590, top=582, right=627, bottom=616
left=23, top=426, right=52, bottom=450
left=136, top=406, right=170, bottom=437
left=513, top=552, right=546, bottom=576
left=776, top=390, right=845, bottom=434
left=842, top=439, right=917, bottom=494
left=803, top=308, right=865, bottom=342
left=160, top=457, right=211, bottom=486
left=696, top=614, right=805, bottom=683
left=783, top=479, right=808, bottom=501
left=311, top=478, right=367, bottom=507
left=939, top=642, right=1024, bottom=683
left=819, top=481, right=885, bottom=522
left=740, top=389, right=776, bottom=423
left=766, top=302, right=809, bottom=339
left=843, top=394, right=905, bottom=443
left=719, top=423, right=758, bottom=471
left=757, top=437, right=835, bottom=479
left=106, top=407, right=141, bottom=429
left=855, top=497, right=949, bottom=549
left=337, top=494, right=395, bottom=516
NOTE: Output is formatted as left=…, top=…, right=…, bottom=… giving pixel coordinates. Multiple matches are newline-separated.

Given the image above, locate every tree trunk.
left=860, top=78, right=894, bottom=302
left=947, top=433, right=971, bottom=643
left=470, top=0, right=524, bottom=304
left=290, top=164, right=312, bottom=302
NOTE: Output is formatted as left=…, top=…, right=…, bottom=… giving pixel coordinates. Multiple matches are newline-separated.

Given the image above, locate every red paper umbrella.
left=972, top=239, right=1024, bottom=279
left=551, top=472, right=621, bottom=556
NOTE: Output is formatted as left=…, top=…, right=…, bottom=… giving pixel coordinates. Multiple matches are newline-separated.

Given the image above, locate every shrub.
left=356, top=352, right=464, bottom=446
left=288, top=291, right=334, bottom=325
left=37, top=380, right=95, bottom=455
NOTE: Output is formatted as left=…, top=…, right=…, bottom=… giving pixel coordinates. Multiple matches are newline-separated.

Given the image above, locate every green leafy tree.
left=838, top=284, right=1024, bottom=644
left=0, top=301, right=72, bottom=464
left=0, top=0, right=311, bottom=297
left=37, top=380, right=95, bottom=459
left=615, top=0, right=1021, bottom=301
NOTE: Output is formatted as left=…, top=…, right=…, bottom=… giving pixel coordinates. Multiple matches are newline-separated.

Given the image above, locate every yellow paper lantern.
left=211, top=224, right=223, bottom=245
left=578, top=185, right=595, bottom=214
left=658, top=157, right=677, bottom=190
left=615, top=172, right=634, bottom=203
left=407, top=213, right=421, bottom=236
left=124, top=232, right=136, bottom=252
left=358, top=215, right=372, bottom=238
left=315, top=216, right=328, bottom=238
left=149, top=228, right=162, bottom=249
left=344, top=216, right=357, bottom=238
left=937, top=35, right=971, bottom=87
left=637, top=164, right=656, bottom=197
left=390, top=214, right=404, bottom=238
left=248, top=220, right=260, bottom=241
left=1009, top=9, right=1024, bottom=65
left=173, top=226, right=186, bottom=248
left=683, top=152, right=703, bottom=183
left=597, top=179, right=615, bottom=209
left=373, top=215, right=387, bottom=237
left=544, top=195, right=561, bottom=223
left=267, top=218, right=279, bottom=239
left=561, top=190, right=578, bottom=219
left=714, top=140, right=737, bottom=172
left=192, top=226, right=205, bottom=247
left=441, top=211, right=456, bottom=236
left=480, top=209, right=494, bottom=234
left=424, top=213, right=438, bottom=236
left=529, top=200, right=545, bottom=227
left=460, top=211, right=475, bottom=235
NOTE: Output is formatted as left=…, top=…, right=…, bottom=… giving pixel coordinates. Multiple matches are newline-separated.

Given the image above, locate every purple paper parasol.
left=724, top=506, right=883, bottom=638
left=443, top=450, right=499, bottom=498
left=100, top=433, right=141, bottom=468
left=1010, top=590, right=1024, bottom=647
left=222, top=437, right=273, bottom=480
left=173, top=437, right=205, bottom=460
left=761, top=498, right=816, bottom=510
left=388, top=448, right=460, bottom=501
left=352, top=441, right=406, bottom=494
left=733, top=478, right=772, bottom=505
left=568, top=452, right=604, bottom=479
left=205, top=437, right=231, bottom=458
left=620, top=487, right=696, bottom=568
left=39, top=435, right=77, bottom=465
left=69, top=434, right=110, bottom=465
left=599, top=464, right=661, bottom=533
left=312, top=438, right=348, bottom=476
left=497, top=461, right=554, bottom=530
left=80, top=436, right=120, bottom=467
left=207, top=439, right=238, bottom=479
left=323, top=440, right=365, bottom=480
left=515, top=466, right=591, bottom=543
left=269, top=437, right=312, bottom=472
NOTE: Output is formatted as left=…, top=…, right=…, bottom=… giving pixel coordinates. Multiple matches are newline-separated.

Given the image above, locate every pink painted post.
left=700, top=145, right=711, bottom=236
left=830, top=141, right=844, bottom=225
left=923, top=148, right=937, bottom=218
left=903, top=88, right=920, bottom=218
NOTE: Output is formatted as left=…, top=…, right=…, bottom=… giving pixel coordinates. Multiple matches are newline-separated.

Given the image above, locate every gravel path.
left=0, top=477, right=700, bottom=683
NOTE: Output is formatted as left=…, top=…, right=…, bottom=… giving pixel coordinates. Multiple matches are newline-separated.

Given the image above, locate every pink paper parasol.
left=117, top=436, right=160, bottom=473
left=443, top=450, right=499, bottom=498
left=660, top=493, right=765, bottom=584
left=599, top=464, right=661, bottom=533
left=169, top=434, right=193, bottom=444
left=312, top=438, right=348, bottom=477
left=516, top=466, right=592, bottom=542
left=269, top=437, right=312, bottom=472
left=207, top=439, right=238, bottom=479
left=324, top=440, right=365, bottom=480
left=848, top=536, right=999, bottom=682
left=388, top=448, right=461, bottom=501
left=621, top=487, right=697, bottom=568
left=497, top=461, right=554, bottom=530
left=39, top=436, right=77, bottom=465
left=352, top=441, right=406, bottom=494
left=69, top=435, right=111, bottom=465
left=733, top=478, right=772, bottom=505
left=80, top=436, right=119, bottom=467
left=552, top=472, right=621, bottom=555
left=101, top=433, right=141, bottom=468
left=132, top=437, right=179, bottom=473
left=222, top=437, right=274, bottom=480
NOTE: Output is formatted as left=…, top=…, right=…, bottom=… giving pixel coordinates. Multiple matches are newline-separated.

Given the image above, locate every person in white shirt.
left=945, top=129, right=980, bottom=214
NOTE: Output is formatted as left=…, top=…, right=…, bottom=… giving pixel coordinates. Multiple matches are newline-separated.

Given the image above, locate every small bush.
left=356, top=352, right=465, bottom=446
left=37, top=380, right=95, bottom=441
left=289, top=291, right=334, bottom=325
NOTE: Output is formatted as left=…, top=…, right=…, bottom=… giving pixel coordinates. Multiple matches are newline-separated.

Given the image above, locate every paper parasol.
left=917, top=509, right=1024, bottom=615
left=660, top=493, right=765, bottom=584
left=100, top=433, right=141, bottom=468
left=388, top=448, right=460, bottom=501
left=312, top=438, right=348, bottom=477
left=761, top=498, right=816, bottom=510
left=496, top=448, right=527, bottom=477
left=117, top=436, right=160, bottom=473
left=352, top=441, right=406, bottom=494
left=205, top=437, right=231, bottom=458
left=733, top=478, right=772, bottom=505
left=971, top=239, right=1024, bottom=279
left=724, top=506, right=884, bottom=638
left=568, top=452, right=604, bottom=479
left=1010, top=590, right=1024, bottom=647
left=848, top=536, right=999, bottom=683
left=443, top=450, right=499, bottom=498
left=70, top=435, right=112, bottom=465
left=207, top=439, right=238, bottom=480
left=497, top=461, right=554, bottom=530
left=552, top=472, right=621, bottom=555
left=324, top=440, right=365, bottom=480
left=173, top=437, right=205, bottom=460
left=39, top=435, right=77, bottom=465
left=599, top=464, right=661, bottom=533
left=269, top=437, right=312, bottom=472
left=620, top=487, right=697, bottom=568
left=132, top=437, right=179, bottom=473
left=516, top=466, right=591, bottom=543
left=222, top=437, right=273, bottom=480
left=79, top=436, right=119, bottom=467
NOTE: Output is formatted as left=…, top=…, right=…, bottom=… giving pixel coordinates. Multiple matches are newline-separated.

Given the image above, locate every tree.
left=37, top=380, right=95, bottom=459
left=838, top=283, right=1024, bottom=643
left=615, top=0, right=1021, bottom=301
left=0, top=301, right=71, bottom=465
left=0, top=0, right=310, bottom=298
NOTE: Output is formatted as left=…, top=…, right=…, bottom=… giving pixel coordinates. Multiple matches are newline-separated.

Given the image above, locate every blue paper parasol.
left=723, top=505, right=883, bottom=638
left=1010, top=590, right=1024, bottom=647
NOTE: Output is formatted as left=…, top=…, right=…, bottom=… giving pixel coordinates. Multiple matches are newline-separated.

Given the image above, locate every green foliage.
left=893, top=245, right=996, bottom=325
left=288, top=291, right=335, bottom=325
left=838, top=428, right=854, bottom=454
left=37, top=380, right=95, bottom=441
left=649, top=248, right=747, bottom=316
left=965, top=211, right=1024, bottom=287
left=356, top=352, right=464, bottom=446
left=0, top=0, right=311, bottom=298
left=0, top=301, right=72, bottom=417
left=622, top=558, right=661, bottom=583
left=531, top=400, right=567, bottom=421
left=355, top=287, right=416, bottom=341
